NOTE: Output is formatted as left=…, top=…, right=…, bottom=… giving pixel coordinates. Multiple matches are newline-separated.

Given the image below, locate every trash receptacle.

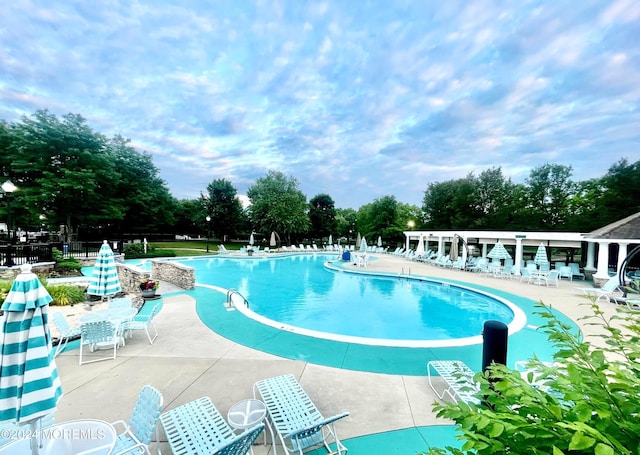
left=342, top=250, right=351, bottom=261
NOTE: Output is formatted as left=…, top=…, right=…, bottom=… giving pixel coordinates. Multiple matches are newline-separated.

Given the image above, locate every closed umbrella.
left=487, top=241, right=511, bottom=260
left=534, top=243, right=549, bottom=266
left=328, top=234, right=333, bottom=246
left=0, top=264, right=63, bottom=454
left=249, top=233, right=255, bottom=246
left=355, top=232, right=361, bottom=249
left=449, top=238, right=459, bottom=260
left=270, top=231, right=277, bottom=247
left=415, top=234, right=425, bottom=256
left=86, top=240, right=122, bottom=299
left=377, top=236, right=382, bottom=248
left=360, top=236, right=368, bottom=252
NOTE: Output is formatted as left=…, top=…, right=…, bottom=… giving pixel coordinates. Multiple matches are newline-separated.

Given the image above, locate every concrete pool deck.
left=50, top=254, right=618, bottom=454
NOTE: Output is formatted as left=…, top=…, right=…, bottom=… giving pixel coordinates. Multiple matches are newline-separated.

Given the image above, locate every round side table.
left=227, top=399, right=267, bottom=450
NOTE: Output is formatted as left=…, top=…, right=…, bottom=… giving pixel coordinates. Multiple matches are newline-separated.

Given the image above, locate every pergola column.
left=594, top=241, right=611, bottom=279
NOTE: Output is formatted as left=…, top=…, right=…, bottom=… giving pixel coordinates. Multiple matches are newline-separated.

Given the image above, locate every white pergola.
left=403, top=229, right=639, bottom=280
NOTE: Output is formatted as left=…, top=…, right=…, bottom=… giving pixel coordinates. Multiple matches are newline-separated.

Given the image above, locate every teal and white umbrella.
left=86, top=240, right=122, bottom=298
left=360, top=236, right=368, bottom=252
left=487, top=241, right=511, bottom=260
left=0, top=264, right=63, bottom=453
left=534, top=243, right=549, bottom=266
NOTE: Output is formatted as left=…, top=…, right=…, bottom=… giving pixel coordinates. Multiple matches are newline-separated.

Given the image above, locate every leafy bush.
left=0, top=280, right=12, bottom=304
left=424, top=301, right=640, bottom=455
left=46, top=284, right=86, bottom=306
left=124, top=242, right=175, bottom=259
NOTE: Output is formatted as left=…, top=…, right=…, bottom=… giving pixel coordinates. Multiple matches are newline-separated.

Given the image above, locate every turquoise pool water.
left=125, top=254, right=520, bottom=344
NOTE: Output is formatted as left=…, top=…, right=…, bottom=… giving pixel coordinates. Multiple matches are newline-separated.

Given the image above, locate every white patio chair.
left=112, top=385, right=163, bottom=455
left=52, top=311, right=81, bottom=357
left=123, top=302, right=161, bottom=344
left=79, top=320, right=120, bottom=365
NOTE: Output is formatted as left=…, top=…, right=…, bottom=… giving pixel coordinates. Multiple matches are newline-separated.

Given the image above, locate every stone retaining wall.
left=151, top=260, right=195, bottom=290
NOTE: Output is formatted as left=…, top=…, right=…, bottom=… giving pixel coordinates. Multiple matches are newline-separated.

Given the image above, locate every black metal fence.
left=0, top=241, right=125, bottom=267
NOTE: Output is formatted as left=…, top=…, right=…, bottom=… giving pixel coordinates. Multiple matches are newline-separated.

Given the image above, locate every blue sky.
left=1, top=1, right=639, bottom=209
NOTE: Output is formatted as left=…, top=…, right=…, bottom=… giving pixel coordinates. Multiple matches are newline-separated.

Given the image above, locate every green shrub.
left=124, top=243, right=176, bottom=259
left=46, top=284, right=85, bottom=306
left=424, top=301, right=640, bottom=455
left=0, top=280, right=12, bottom=304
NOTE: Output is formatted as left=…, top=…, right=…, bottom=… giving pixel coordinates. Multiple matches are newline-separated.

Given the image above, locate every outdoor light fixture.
left=205, top=215, right=211, bottom=252
left=2, top=180, right=18, bottom=266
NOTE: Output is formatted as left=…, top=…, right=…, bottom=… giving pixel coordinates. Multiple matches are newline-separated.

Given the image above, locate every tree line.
left=1, top=110, right=638, bottom=247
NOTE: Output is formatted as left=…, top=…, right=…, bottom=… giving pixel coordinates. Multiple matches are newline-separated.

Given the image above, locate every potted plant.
left=139, top=278, right=159, bottom=297
left=247, top=246, right=254, bottom=256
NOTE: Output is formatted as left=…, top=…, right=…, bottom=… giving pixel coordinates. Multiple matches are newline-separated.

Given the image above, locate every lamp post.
left=2, top=180, right=18, bottom=266
left=205, top=216, right=211, bottom=253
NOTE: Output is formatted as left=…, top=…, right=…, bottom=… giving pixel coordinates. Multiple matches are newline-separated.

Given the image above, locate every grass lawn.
left=148, top=240, right=247, bottom=257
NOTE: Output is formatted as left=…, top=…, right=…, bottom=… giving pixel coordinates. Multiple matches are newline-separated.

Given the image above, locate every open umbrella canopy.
left=86, top=241, right=121, bottom=298
left=360, top=236, right=368, bottom=252
left=0, top=264, right=63, bottom=426
left=487, top=241, right=511, bottom=260
left=534, top=243, right=549, bottom=265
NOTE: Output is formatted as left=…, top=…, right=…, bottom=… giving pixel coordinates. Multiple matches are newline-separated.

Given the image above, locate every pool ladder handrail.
left=226, top=288, right=249, bottom=308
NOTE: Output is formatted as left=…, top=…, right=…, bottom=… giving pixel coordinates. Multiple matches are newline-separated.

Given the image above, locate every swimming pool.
left=129, top=254, right=526, bottom=347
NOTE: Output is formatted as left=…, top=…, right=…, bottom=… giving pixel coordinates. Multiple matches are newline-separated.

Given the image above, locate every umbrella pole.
left=29, top=420, right=40, bottom=455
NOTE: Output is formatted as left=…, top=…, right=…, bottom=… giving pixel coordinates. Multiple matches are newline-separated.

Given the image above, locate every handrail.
left=226, top=289, right=249, bottom=308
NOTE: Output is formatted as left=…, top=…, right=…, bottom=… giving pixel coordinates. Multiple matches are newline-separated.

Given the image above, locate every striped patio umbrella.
left=360, top=236, right=368, bottom=252
left=86, top=240, right=122, bottom=298
left=487, top=241, right=511, bottom=260
left=0, top=264, right=63, bottom=453
left=534, top=243, right=549, bottom=266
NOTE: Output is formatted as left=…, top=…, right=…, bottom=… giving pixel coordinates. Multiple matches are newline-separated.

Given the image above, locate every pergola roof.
left=586, top=212, right=640, bottom=240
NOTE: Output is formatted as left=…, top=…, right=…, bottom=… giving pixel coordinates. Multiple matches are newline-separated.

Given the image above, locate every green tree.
left=470, top=167, right=516, bottom=229
left=246, top=171, right=309, bottom=245
left=202, top=179, right=244, bottom=241
left=335, top=208, right=358, bottom=245
left=308, top=194, right=337, bottom=245
left=598, top=159, right=640, bottom=224
left=425, top=302, right=640, bottom=455
left=422, top=178, right=476, bottom=229
left=357, top=195, right=404, bottom=246
left=109, top=135, right=176, bottom=235
left=525, top=164, right=575, bottom=229
left=7, top=110, right=119, bottom=239
left=173, top=199, right=202, bottom=237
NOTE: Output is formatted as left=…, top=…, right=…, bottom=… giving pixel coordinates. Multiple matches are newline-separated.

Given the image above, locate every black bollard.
left=482, top=320, right=508, bottom=372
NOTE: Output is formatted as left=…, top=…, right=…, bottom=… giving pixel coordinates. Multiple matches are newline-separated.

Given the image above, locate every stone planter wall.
left=151, top=260, right=195, bottom=290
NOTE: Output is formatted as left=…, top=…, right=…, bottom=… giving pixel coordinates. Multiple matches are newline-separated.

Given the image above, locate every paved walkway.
left=51, top=254, right=616, bottom=454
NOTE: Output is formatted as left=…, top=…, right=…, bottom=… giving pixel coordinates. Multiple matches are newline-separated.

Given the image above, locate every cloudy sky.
left=1, top=1, right=639, bottom=208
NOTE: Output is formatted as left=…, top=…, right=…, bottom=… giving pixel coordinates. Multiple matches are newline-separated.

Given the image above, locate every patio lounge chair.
left=427, top=360, right=481, bottom=405
left=575, top=276, right=621, bottom=302
left=253, top=374, right=349, bottom=455
left=52, top=311, right=81, bottom=357
left=112, top=385, right=163, bottom=455
left=160, top=397, right=264, bottom=455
